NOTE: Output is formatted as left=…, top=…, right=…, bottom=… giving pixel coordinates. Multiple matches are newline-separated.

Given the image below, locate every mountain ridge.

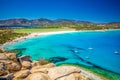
left=0, top=18, right=95, bottom=27
left=0, top=18, right=120, bottom=28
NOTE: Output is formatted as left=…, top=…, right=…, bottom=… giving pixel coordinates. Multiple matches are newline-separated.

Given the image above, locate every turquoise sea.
left=4, top=30, right=120, bottom=74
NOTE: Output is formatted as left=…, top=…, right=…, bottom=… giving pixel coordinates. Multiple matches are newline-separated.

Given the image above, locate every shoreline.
left=1, top=29, right=120, bottom=80
left=1, top=29, right=120, bottom=50
left=0, top=31, right=78, bottom=50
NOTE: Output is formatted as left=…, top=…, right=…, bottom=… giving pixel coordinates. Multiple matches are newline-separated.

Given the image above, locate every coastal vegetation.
left=0, top=28, right=74, bottom=45
left=38, top=58, right=51, bottom=65
left=0, top=29, right=28, bottom=44
left=39, top=22, right=120, bottom=30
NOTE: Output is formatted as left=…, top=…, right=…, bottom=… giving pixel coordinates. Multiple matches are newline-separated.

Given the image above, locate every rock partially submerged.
left=18, top=55, right=31, bottom=62
left=48, top=57, right=68, bottom=63
left=0, top=51, right=101, bottom=80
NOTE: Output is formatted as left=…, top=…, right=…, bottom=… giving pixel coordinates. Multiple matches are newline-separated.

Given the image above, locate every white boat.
left=88, top=47, right=93, bottom=50
left=74, top=50, right=79, bottom=53
left=86, top=56, right=90, bottom=59
left=114, top=51, right=119, bottom=54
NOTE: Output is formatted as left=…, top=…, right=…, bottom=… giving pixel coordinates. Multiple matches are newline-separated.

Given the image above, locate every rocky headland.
left=0, top=50, right=103, bottom=80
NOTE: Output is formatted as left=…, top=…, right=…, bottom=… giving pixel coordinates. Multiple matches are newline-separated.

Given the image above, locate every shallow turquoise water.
left=4, top=30, right=120, bottom=74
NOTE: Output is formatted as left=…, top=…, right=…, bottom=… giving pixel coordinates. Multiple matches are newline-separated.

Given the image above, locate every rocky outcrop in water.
left=48, top=57, right=68, bottom=63
left=0, top=51, right=101, bottom=80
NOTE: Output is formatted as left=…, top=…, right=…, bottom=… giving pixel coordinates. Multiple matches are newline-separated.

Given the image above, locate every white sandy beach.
left=1, top=29, right=119, bottom=50
left=0, top=31, right=78, bottom=50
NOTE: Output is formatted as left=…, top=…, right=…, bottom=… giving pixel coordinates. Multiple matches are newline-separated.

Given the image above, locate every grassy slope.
left=14, top=28, right=75, bottom=33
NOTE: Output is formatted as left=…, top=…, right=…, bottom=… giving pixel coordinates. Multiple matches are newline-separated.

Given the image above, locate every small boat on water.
left=70, top=49, right=79, bottom=53
left=74, top=50, right=79, bottom=53
left=85, top=56, right=90, bottom=59
left=114, top=51, right=119, bottom=55
left=88, top=47, right=93, bottom=50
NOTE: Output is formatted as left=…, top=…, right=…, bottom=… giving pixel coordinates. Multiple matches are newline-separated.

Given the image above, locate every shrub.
left=38, top=58, right=50, bottom=65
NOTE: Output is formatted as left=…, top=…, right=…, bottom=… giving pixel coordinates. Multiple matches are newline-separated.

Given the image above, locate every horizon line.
left=0, top=17, right=120, bottom=24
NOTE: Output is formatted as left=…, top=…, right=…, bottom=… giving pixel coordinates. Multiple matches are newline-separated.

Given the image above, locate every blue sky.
left=0, top=0, right=120, bottom=23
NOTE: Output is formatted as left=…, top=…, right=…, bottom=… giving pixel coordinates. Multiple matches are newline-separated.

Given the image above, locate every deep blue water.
left=4, top=30, right=120, bottom=74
